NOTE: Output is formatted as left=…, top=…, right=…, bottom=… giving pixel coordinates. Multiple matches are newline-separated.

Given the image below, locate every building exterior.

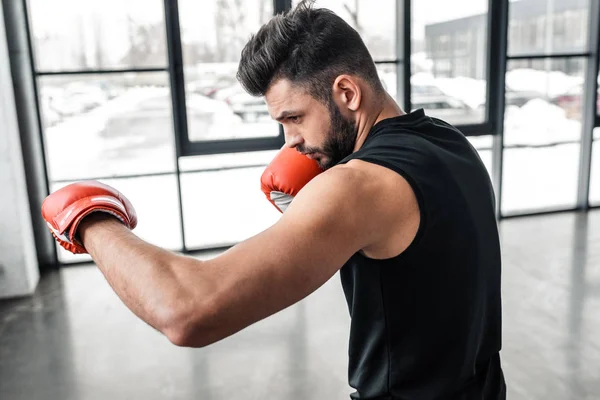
left=425, top=0, right=589, bottom=79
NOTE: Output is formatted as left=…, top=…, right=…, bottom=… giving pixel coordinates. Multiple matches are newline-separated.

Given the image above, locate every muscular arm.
left=80, top=162, right=418, bottom=347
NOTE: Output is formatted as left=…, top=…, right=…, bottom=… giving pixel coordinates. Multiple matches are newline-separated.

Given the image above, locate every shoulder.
left=285, top=159, right=420, bottom=255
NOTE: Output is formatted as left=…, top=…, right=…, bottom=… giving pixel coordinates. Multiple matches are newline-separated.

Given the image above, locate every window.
left=28, top=0, right=167, bottom=72
left=597, top=70, right=600, bottom=117
left=52, top=175, right=183, bottom=263
left=292, top=0, right=397, bottom=61
left=412, top=0, right=488, bottom=125
left=178, top=150, right=278, bottom=249
left=455, top=31, right=471, bottom=55
left=23, top=0, right=600, bottom=264
left=468, top=135, right=493, bottom=181
left=438, top=35, right=450, bottom=54
left=502, top=59, right=585, bottom=214
left=39, top=73, right=176, bottom=180
left=590, top=130, right=600, bottom=206
left=508, top=0, right=590, bottom=56
left=553, top=13, right=567, bottom=47
left=27, top=0, right=179, bottom=262
left=179, top=0, right=279, bottom=143
left=454, top=57, right=471, bottom=78
left=574, top=10, right=588, bottom=47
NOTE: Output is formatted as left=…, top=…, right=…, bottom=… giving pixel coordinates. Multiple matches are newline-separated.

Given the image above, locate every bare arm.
left=80, top=162, right=418, bottom=347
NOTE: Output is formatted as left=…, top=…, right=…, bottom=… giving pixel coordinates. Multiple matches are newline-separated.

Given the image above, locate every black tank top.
left=338, top=109, right=506, bottom=400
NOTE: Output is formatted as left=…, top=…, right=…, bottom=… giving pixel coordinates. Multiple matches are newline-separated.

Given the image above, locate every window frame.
left=20, top=0, right=600, bottom=265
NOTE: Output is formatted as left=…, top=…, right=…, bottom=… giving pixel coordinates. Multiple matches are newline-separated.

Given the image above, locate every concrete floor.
left=1, top=210, right=599, bottom=400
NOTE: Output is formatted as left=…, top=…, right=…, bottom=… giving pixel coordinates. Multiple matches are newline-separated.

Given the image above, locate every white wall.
left=0, top=2, right=40, bottom=298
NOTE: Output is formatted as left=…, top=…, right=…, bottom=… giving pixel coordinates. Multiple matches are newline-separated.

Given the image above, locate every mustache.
left=296, top=144, right=322, bottom=155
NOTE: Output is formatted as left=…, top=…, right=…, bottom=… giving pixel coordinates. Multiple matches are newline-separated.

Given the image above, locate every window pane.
left=181, top=166, right=280, bottom=249
left=28, top=0, right=167, bottom=71
left=590, top=132, right=600, bottom=206
left=506, top=59, right=585, bottom=119
left=53, top=175, right=183, bottom=263
left=40, top=73, right=176, bottom=181
left=179, top=0, right=279, bottom=142
left=292, top=0, right=396, bottom=60
left=412, top=0, right=488, bottom=125
left=508, top=0, right=589, bottom=56
left=596, top=73, right=600, bottom=116
left=179, top=150, right=277, bottom=172
left=378, top=64, right=398, bottom=101
left=467, top=135, right=493, bottom=180
left=502, top=59, right=585, bottom=215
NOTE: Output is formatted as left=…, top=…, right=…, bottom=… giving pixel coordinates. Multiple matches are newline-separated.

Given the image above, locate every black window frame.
left=19, top=0, right=600, bottom=265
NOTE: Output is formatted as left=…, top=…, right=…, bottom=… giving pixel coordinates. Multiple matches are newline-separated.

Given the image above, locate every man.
left=42, top=1, right=505, bottom=398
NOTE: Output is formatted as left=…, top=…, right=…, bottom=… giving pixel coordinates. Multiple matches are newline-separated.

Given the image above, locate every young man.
left=42, top=1, right=505, bottom=398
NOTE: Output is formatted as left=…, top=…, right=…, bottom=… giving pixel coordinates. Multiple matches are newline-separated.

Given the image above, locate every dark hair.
left=236, top=0, right=383, bottom=103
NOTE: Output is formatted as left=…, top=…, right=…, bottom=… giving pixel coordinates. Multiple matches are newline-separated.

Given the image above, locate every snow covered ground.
left=42, top=71, right=600, bottom=262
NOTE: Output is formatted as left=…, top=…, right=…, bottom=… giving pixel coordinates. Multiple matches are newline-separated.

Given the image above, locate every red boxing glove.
left=261, top=147, right=323, bottom=213
left=41, top=181, right=137, bottom=254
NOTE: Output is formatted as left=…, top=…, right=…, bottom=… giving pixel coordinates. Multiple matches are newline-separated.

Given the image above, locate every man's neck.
left=353, top=93, right=405, bottom=152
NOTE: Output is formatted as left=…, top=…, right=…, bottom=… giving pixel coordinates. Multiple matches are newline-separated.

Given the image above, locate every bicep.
left=203, top=169, right=368, bottom=337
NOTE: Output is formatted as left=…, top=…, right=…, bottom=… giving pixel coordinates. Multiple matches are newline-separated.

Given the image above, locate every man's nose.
left=284, top=130, right=303, bottom=149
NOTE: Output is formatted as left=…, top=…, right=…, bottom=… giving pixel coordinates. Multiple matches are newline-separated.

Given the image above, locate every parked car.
left=100, top=91, right=238, bottom=147
left=51, top=82, right=108, bottom=116
left=213, top=84, right=269, bottom=122
left=505, top=86, right=545, bottom=108
left=187, top=77, right=236, bottom=98
left=412, top=83, right=446, bottom=97
left=412, top=94, right=484, bottom=125
left=550, top=83, right=600, bottom=120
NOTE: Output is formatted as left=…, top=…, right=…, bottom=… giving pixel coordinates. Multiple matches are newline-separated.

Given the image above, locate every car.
left=50, top=83, right=109, bottom=116
left=550, top=83, right=600, bottom=120
left=412, top=83, right=446, bottom=97
left=213, top=84, right=269, bottom=122
left=505, top=86, right=545, bottom=108
left=186, top=76, right=236, bottom=98
left=100, top=91, right=240, bottom=146
left=412, top=94, right=485, bottom=125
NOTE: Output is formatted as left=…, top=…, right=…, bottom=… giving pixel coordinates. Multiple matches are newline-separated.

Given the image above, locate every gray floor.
left=1, top=210, right=599, bottom=400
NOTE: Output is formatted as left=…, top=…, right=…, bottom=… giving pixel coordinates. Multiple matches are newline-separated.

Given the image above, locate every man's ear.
left=332, top=75, right=362, bottom=112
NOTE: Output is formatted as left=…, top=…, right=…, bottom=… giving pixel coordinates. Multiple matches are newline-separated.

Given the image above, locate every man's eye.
left=290, top=116, right=300, bottom=123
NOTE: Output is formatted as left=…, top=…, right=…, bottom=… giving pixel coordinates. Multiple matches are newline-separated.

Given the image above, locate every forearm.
left=79, top=214, right=199, bottom=335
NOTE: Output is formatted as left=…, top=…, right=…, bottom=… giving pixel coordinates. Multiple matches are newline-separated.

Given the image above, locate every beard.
left=297, top=101, right=358, bottom=170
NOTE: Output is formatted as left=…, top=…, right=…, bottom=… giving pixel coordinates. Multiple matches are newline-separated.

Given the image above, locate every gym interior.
left=1, top=0, right=599, bottom=398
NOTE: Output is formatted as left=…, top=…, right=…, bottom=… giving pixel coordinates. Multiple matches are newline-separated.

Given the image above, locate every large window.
left=501, top=0, right=594, bottom=215
left=590, top=129, right=600, bottom=206
left=179, top=0, right=279, bottom=143
left=178, top=151, right=280, bottom=249
left=508, top=0, right=590, bottom=57
left=23, top=0, right=600, bottom=264
left=593, top=70, right=600, bottom=206
left=29, top=0, right=168, bottom=72
left=50, top=175, right=183, bottom=263
left=412, top=0, right=488, bottom=126
left=40, top=73, right=176, bottom=180
left=501, top=59, right=585, bottom=214
left=467, top=135, right=493, bottom=179
left=28, top=0, right=179, bottom=262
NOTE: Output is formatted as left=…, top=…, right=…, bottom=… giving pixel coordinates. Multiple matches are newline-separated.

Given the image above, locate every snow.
left=504, top=99, right=581, bottom=146
left=506, top=69, right=583, bottom=99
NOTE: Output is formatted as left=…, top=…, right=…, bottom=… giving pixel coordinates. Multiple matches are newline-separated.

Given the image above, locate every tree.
left=120, top=18, right=167, bottom=67
left=215, top=0, right=271, bottom=62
